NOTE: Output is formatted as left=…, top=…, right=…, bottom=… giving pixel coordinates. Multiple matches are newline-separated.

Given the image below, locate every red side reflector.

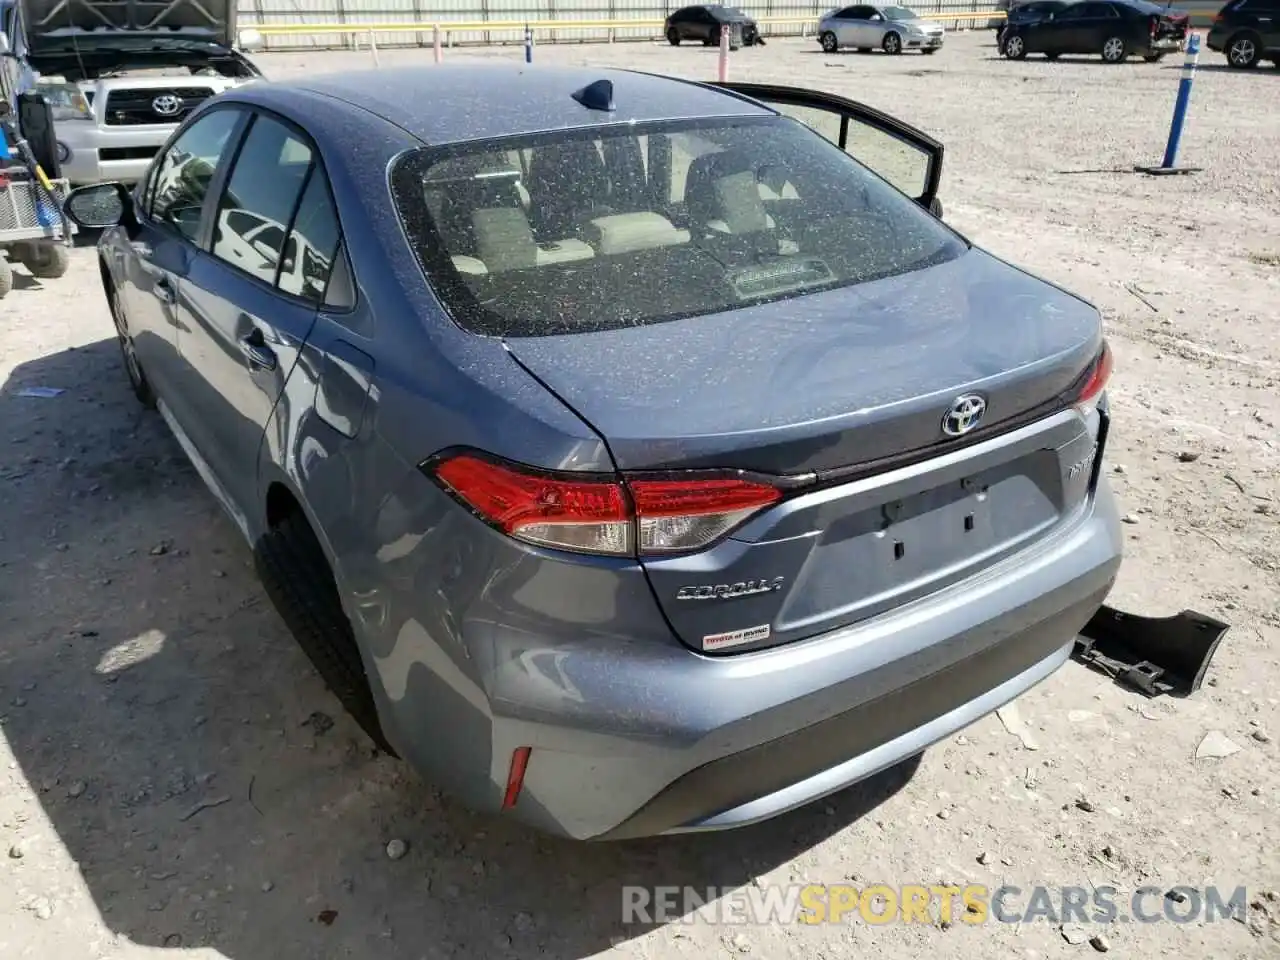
left=1075, top=341, right=1114, bottom=408
left=502, top=746, right=532, bottom=809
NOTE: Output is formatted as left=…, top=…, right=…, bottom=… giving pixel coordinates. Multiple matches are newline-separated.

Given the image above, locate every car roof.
left=282, top=63, right=776, bottom=146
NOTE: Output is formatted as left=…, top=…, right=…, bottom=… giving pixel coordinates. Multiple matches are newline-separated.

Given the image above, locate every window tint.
left=279, top=169, right=343, bottom=305
left=211, top=114, right=313, bottom=286
left=390, top=117, right=964, bottom=338
left=148, top=109, right=242, bottom=242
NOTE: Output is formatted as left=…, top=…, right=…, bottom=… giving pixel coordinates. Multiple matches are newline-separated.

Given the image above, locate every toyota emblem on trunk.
left=152, top=94, right=183, bottom=117
left=942, top=394, right=986, bottom=437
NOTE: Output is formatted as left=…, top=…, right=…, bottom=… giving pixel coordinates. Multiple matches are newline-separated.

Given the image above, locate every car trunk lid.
left=506, top=247, right=1109, bottom=654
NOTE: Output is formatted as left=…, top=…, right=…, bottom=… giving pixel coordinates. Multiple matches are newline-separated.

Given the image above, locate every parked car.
left=1206, top=0, right=1280, bottom=68
left=664, top=5, right=762, bottom=48
left=1000, top=0, right=1189, bottom=62
left=817, top=4, right=945, bottom=53
left=19, top=0, right=263, bottom=185
left=996, top=0, right=1068, bottom=49
left=62, top=65, right=1122, bottom=840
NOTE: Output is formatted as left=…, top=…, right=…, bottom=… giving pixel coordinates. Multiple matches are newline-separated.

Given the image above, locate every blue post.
left=525, top=24, right=533, bottom=63
left=1160, top=33, right=1200, bottom=169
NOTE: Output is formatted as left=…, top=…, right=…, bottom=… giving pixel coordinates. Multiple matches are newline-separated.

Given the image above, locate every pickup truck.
left=14, top=0, right=264, bottom=186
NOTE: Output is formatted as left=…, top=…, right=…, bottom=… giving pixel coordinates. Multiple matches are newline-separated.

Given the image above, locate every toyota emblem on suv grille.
left=942, top=394, right=986, bottom=437
left=152, top=94, right=184, bottom=117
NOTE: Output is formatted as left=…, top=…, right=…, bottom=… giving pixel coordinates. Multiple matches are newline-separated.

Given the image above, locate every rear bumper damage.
left=378, top=474, right=1123, bottom=840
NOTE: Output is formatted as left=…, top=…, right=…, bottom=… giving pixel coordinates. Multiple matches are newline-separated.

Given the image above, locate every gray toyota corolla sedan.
left=62, top=63, right=1123, bottom=840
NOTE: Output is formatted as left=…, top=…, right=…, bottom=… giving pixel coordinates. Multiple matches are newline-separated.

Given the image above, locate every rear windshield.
left=390, top=116, right=965, bottom=338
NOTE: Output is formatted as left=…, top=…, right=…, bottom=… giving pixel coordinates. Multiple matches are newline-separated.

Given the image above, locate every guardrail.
left=249, top=10, right=1006, bottom=51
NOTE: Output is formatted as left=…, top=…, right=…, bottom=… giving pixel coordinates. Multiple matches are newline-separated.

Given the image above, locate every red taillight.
left=630, top=477, right=781, bottom=554
left=502, top=746, right=531, bottom=809
left=428, top=453, right=781, bottom=556
left=433, top=454, right=631, bottom=555
left=1073, top=341, right=1114, bottom=410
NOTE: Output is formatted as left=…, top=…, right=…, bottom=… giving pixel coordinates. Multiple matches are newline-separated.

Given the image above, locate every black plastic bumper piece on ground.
left=1134, top=164, right=1202, bottom=176
left=1073, top=605, right=1229, bottom=697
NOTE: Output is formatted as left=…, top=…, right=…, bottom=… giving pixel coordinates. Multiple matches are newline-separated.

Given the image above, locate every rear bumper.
left=377, top=477, right=1123, bottom=840
left=907, top=33, right=946, bottom=48
left=1147, top=36, right=1187, bottom=54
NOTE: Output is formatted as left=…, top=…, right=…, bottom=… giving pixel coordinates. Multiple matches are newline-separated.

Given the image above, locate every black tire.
left=882, top=30, right=903, bottom=54
left=1101, top=34, right=1128, bottom=62
left=1143, top=51, right=1165, bottom=62
left=821, top=30, right=839, bottom=52
left=106, top=278, right=155, bottom=408
left=1225, top=31, right=1261, bottom=68
left=707, top=25, right=720, bottom=46
left=23, top=244, right=70, bottom=279
left=1002, top=32, right=1027, bottom=59
left=666, top=26, right=680, bottom=45
left=255, top=511, right=397, bottom=756
left=0, top=256, right=12, bottom=300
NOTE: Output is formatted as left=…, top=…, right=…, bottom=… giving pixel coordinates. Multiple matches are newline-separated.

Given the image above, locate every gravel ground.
left=2, top=29, right=1279, bottom=960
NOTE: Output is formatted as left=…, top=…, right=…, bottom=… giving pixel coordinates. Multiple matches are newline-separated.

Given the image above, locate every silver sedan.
left=817, top=4, right=946, bottom=54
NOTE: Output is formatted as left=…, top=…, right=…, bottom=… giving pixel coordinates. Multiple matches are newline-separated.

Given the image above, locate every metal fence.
left=236, top=0, right=1007, bottom=50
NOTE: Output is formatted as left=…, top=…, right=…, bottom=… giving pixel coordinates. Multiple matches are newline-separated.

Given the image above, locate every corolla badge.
left=676, top=578, right=785, bottom=601
left=152, top=94, right=184, bottom=117
left=941, top=394, right=987, bottom=437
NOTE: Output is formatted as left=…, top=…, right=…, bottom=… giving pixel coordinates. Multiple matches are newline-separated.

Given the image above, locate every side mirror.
left=237, top=27, right=265, bottom=51
left=64, top=181, right=137, bottom=231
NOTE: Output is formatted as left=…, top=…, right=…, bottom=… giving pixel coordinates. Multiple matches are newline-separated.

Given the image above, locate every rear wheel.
left=1101, top=35, right=1128, bottom=62
left=707, top=25, right=721, bottom=46
left=882, top=30, right=902, bottom=54
left=254, top=509, right=396, bottom=757
left=821, top=30, right=839, bottom=52
left=667, top=26, right=680, bottom=44
left=1226, top=31, right=1261, bottom=68
left=1003, top=33, right=1027, bottom=58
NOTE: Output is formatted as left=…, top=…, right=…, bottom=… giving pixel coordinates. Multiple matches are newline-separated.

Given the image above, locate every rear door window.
left=390, top=116, right=965, bottom=338
left=210, top=114, right=313, bottom=286
left=279, top=169, right=344, bottom=305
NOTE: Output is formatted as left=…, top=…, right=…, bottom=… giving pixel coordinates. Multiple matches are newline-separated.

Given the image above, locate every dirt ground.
left=2, top=29, right=1278, bottom=960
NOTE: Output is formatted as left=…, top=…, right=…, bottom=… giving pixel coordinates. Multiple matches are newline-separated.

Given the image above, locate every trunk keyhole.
left=964, top=514, right=975, bottom=532
left=893, top=540, right=905, bottom=561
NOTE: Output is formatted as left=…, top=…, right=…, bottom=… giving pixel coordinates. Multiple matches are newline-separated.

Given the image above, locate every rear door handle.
left=239, top=329, right=278, bottom=372
left=154, top=276, right=176, bottom=306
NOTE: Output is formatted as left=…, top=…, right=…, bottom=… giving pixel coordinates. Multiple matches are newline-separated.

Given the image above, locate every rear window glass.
left=390, top=116, right=965, bottom=338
